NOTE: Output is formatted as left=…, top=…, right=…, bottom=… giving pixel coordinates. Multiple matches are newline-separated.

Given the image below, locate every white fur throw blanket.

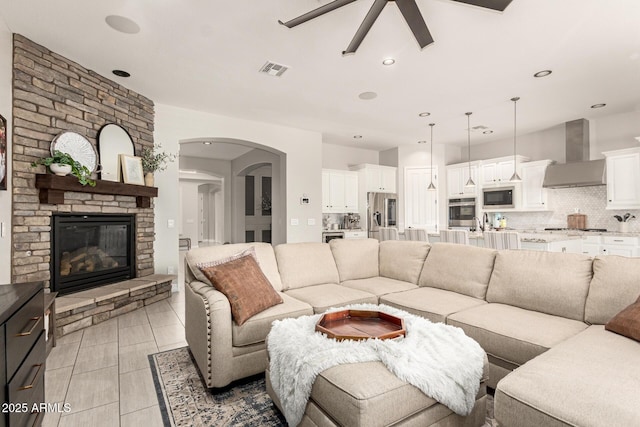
left=267, top=303, right=485, bottom=427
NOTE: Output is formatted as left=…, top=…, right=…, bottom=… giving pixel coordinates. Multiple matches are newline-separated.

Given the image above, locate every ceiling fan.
left=279, top=0, right=513, bottom=55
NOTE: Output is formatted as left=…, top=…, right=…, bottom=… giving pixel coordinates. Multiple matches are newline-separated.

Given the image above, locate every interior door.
left=244, top=167, right=272, bottom=243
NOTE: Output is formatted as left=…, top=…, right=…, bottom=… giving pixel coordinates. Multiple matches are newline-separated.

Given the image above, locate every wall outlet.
left=307, top=218, right=316, bottom=226
left=291, top=218, right=299, bottom=226
left=167, top=219, right=175, bottom=228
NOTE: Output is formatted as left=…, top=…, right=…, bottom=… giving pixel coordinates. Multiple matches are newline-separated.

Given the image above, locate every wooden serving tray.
left=315, top=310, right=406, bottom=341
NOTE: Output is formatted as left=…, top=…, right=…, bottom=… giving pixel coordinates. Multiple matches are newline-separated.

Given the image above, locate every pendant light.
left=427, top=123, right=437, bottom=191
left=464, top=112, right=475, bottom=188
left=509, top=97, right=522, bottom=182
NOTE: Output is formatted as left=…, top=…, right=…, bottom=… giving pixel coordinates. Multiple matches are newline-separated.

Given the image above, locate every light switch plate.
left=167, top=219, right=175, bottom=228
left=307, top=218, right=316, bottom=226
left=291, top=218, right=299, bottom=226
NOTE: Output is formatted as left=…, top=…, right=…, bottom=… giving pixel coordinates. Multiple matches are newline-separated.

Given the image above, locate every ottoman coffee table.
left=265, top=307, right=489, bottom=427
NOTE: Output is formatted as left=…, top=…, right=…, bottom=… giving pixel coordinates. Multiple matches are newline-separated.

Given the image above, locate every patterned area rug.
left=149, top=347, right=496, bottom=427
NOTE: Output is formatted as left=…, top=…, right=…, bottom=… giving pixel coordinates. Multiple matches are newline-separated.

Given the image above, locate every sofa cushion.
left=418, top=243, right=497, bottom=299
left=585, top=255, right=640, bottom=324
left=284, top=284, right=377, bottom=313
left=495, top=325, right=640, bottom=427
left=232, top=293, right=313, bottom=347
left=274, top=242, right=340, bottom=290
left=379, top=241, right=431, bottom=284
left=486, top=250, right=593, bottom=321
left=329, top=238, right=379, bottom=281
left=447, top=303, right=588, bottom=367
left=200, top=254, right=283, bottom=326
left=381, top=288, right=487, bottom=324
left=605, top=296, right=640, bottom=342
left=341, top=277, right=418, bottom=297
left=185, top=242, right=283, bottom=291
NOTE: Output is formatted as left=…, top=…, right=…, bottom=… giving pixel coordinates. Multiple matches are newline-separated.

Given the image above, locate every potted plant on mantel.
left=31, top=150, right=96, bottom=186
left=140, top=143, right=176, bottom=187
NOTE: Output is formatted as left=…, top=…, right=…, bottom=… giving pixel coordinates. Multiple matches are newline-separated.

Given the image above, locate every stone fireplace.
left=10, top=35, right=156, bottom=288
left=51, top=213, right=136, bottom=295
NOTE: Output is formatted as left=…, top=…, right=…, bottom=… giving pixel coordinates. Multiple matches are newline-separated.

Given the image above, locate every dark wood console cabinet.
left=0, top=283, right=45, bottom=427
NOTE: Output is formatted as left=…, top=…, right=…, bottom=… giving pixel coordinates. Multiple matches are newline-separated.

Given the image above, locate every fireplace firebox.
left=52, top=213, right=136, bottom=295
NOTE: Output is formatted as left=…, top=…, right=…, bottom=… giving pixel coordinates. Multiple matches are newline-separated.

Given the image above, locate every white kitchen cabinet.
left=343, top=230, right=367, bottom=239
left=480, top=156, right=528, bottom=187
left=520, top=160, right=552, bottom=211
left=603, top=148, right=640, bottom=210
left=521, top=239, right=582, bottom=254
left=351, top=164, right=397, bottom=193
left=446, top=163, right=479, bottom=198
left=580, top=235, right=639, bottom=257
left=322, top=169, right=358, bottom=213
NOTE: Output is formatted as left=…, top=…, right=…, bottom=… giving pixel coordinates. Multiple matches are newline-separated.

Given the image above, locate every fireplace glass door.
left=52, top=214, right=135, bottom=295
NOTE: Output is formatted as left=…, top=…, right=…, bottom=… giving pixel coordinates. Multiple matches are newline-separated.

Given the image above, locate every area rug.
left=149, top=346, right=497, bottom=427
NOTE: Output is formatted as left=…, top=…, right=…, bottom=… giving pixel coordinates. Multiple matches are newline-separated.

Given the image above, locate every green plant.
left=140, top=143, right=176, bottom=173
left=31, top=150, right=96, bottom=186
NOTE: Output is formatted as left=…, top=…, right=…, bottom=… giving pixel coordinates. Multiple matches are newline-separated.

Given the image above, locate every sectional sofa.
left=184, top=239, right=640, bottom=427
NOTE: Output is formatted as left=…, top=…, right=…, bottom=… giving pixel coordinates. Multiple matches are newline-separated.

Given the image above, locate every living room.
left=0, top=1, right=639, bottom=426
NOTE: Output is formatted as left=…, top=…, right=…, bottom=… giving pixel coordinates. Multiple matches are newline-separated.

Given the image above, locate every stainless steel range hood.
left=542, top=119, right=606, bottom=188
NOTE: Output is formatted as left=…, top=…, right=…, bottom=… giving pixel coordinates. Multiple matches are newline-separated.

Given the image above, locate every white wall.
left=591, top=111, right=640, bottom=157
left=154, top=104, right=322, bottom=276
left=322, top=143, right=379, bottom=170
left=0, top=24, right=11, bottom=284
left=179, top=181, right=200, bottom=245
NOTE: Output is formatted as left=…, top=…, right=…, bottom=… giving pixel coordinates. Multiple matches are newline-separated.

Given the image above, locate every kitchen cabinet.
left=580, top=235, right=639, bottom=257
left=520, top=160, right=552, bottom=211
left=446, top=163, right=479, bottom=198
left=603, top=148, right=640, bottom=210
left=480, top=156, right=528, bottom=187
left=350, top=164, right=397, bottom=193
left=520, top=238, right=583, bottom=254
left=322, top=169, right=358, bottom=213
left=343, top=230, right=367, bottom=239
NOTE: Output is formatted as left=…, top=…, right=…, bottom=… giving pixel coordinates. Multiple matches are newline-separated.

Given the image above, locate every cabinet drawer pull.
left=613, top=239, right=624, bottom=242
left=16, top=316, right=41, bottom=337
left=19, top=363, right=43, bottom=391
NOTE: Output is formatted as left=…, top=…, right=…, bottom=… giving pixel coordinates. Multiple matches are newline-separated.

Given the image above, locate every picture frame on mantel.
left=0, top=114, right=6, bottom=191
left=120, top=154, right=145, bottom=186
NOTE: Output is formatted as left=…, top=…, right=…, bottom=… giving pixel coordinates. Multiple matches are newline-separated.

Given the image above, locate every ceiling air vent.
left=259, top=61, right=289, bottom=77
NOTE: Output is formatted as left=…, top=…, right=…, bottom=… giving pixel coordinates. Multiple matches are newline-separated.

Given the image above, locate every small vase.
left=144, top=172, right=155, bottom=187
left=50, top=163, right=72, bottom=176
left=618, top=222, right=629, bottom=233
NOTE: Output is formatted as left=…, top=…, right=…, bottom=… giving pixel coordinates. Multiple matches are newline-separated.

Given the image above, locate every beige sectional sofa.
left=184, top=238, right=640, bottom=426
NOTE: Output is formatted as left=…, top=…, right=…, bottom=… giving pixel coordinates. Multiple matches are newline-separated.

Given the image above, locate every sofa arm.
left=185, top=280, right=235, bottom=388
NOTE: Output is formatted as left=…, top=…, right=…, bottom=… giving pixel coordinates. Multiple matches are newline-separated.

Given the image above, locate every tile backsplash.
left=502, top=186, right=640, bottom=232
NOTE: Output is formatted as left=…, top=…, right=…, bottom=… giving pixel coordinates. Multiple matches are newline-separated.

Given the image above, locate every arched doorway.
left=178, top=137, right=286, bottom=245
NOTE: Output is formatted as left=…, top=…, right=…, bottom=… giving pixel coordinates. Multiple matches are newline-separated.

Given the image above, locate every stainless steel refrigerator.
left=367, top=192, right=398, bottom=239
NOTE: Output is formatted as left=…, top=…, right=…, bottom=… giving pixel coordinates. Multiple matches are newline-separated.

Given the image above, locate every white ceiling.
left=1, top=0, right=639, bottom=152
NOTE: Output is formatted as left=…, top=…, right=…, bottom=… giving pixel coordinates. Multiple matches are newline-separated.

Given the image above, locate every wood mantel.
left=35, top=174, right=158, bottom=208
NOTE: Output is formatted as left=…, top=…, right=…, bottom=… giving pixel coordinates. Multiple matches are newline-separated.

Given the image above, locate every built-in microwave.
left=483, top=187, right=515, bottom=209
left=448, top=197, right=476, bottom=227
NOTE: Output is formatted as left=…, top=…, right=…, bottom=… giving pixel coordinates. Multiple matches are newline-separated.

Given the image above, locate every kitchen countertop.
left=429, top=229, right=640, bottom=243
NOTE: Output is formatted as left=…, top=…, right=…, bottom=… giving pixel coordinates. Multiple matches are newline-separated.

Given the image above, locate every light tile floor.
left=43, top=281, right=186, bottom=427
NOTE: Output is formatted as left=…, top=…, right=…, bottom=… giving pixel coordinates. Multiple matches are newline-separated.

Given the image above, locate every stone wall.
left=11, top=34, right=156, bottom=286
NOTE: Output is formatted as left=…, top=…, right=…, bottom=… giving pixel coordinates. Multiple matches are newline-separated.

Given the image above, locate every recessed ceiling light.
left=112, top=70, right=130, bottom=78
left=203, top=141, right=212, bottom=145
left=105, top=15, right=140, bottom=34
left=353, top=135, right=363, bottom=139
left=382, top=58, right=395, bottom=66
left=590, top=103, right=606, bottom=109
left=418, top=112, right=431, bottom=117
left=358, top=92, right=377, bottom=100
left=483, top=130, right=494, bottom=134
left=534, top=70, right=552, bottom=78
left=417, top=140, right=427, bottom=144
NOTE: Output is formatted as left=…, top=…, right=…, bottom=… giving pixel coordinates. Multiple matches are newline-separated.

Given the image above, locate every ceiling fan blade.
left=449, top=0, right=513, bottom=12
left=395, top=0, right=434, bottom=49
left=279, top=0, right=357, bottom=28
left=343, top=0, right=387, bottom=55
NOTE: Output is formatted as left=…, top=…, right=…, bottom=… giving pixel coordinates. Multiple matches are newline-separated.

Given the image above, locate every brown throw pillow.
left=605, top=296, right=640, bottom=342
left=200, top=253, right=283, bottom=326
